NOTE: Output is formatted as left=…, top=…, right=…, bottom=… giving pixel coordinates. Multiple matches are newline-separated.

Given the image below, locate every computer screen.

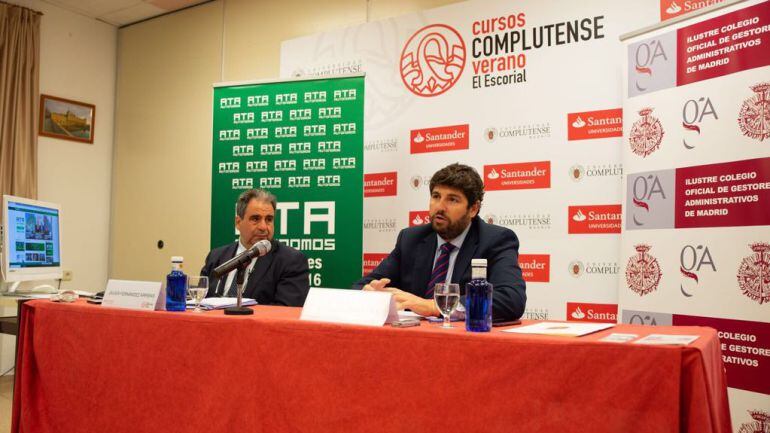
left=1, top=195, right=63, bottom=284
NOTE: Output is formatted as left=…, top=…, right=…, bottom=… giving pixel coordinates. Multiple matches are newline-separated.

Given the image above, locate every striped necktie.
left=426, top=243, right=456, bottom=297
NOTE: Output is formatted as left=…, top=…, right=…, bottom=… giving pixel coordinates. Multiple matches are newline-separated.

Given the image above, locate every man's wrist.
left=429, top=300, right=441, bottom=317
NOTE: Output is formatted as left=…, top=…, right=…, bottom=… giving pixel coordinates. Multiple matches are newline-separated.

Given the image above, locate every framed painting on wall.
left=39, top=94, right=95, bottom=144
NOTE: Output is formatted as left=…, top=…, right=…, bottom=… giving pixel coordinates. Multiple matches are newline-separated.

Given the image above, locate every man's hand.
left=362, top=278, right=391, bottom=291
left=386, top=288, right=440, bottom=317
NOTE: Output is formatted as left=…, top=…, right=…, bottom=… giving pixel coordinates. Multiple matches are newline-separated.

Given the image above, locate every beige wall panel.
left=222, top=0, right=366, bottom=81
left=110, top=0, right=464, bottom=282
left=368, top=0, right=462, bottom=21
left=111, top=1, right=223, bottom=281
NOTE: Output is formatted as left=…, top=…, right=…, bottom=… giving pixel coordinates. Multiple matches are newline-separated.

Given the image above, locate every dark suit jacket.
left=353, top=216, right=526, bottom=321
left=200, top=240, right=310, bottom=307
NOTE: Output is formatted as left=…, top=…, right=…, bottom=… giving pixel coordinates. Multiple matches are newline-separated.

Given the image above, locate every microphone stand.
left=224, top=261, right=254, bottom=315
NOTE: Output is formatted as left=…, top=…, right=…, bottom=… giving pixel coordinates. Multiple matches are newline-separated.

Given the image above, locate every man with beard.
left=353, top=163, right=526, bottom=321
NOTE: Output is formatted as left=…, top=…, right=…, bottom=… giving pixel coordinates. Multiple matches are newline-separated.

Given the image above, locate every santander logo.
left=484, top=161, right=551, bottom=191
left=566, top=302, right=618, bottom=323
left=567, top=108, right=623, bottom=141
left=409, top=210, right=431, bottom=227
left=568, top=205, right=622, bottom=234
left=410, top=124, right=469, bottom=154
left=570, top=307, right=586, bottom=320
left=519, top=254, right=550, bottom=283
left=363, top=253, right=389, bottom=275
left=364, top=172, right=397, bottom=197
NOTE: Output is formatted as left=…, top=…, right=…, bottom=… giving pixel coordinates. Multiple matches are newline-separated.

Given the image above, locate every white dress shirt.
left=221, top=241, right=258, bottom=296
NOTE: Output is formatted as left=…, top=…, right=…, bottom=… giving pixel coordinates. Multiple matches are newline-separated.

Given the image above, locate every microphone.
left=212, top=239, right=272, bottom=278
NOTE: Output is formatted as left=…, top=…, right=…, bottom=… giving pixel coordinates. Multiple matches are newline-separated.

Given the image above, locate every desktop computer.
left=0, top=195, right=63, bottom=294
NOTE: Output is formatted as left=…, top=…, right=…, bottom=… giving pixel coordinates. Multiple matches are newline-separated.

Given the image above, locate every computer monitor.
left=1, top=195, right=63, bottom=292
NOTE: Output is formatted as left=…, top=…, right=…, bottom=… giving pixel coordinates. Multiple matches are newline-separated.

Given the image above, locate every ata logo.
left=247, top=95, right=268, bottom=107
left=333, top=89, right=357, bottom=101
left=679, top=244, right=716, bottom=297
left=400, top=24, right=466, bottom=97
left=630, top=108, right=664, bottom=157
left=737, top=242, right=770, bottom=304
left=682, top=97, right=718, bottom=149
left=219, top=97, right=241, bottom=109
left=738, top=410, right=769, bottom=433
left=626, top=244, right=662, bottom=296
left=260, top=110, right=282, bottom=122
left=631, top=174, right=666, bottom=226
left=288, top=176, right=311, bottom=188
left=633, top=40, right=668, bottom=92
left=738, top=82, right=770, bottom=142
left=318, top=140, right=342, bottom=153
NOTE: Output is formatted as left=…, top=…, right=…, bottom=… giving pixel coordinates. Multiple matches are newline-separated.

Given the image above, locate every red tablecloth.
left=12, top=300, right=731, bottom=433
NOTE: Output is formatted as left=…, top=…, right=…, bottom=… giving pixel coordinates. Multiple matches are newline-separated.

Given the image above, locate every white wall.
left=1, top=0, right=116, bottom=372
left=17, top=0, right=116, bottom=291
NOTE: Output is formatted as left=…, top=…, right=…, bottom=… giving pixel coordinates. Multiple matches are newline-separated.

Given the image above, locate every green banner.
left=211, top=75, right=364, bottom=289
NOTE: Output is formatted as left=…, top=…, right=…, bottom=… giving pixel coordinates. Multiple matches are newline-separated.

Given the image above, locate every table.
left=12, top=300, right=731, bottom=433
left=0, top=296, right=25, bottom=336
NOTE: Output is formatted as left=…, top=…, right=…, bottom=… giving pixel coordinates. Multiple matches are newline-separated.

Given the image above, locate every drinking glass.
left=433, top=283, right=460, bottom=329
left=188, top=276, right=209, bottom=313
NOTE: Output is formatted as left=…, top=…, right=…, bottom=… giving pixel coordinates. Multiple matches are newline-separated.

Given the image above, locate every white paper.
left=300, top=288, right=398, bottom=327
left=599, top=333, right=639, bottom=343
left=502, top=321, right=614, bottom=337
left=633, top=334, right=699, bottom=345
left=101, top=279, right=163, bottom=311
left=187, top=297, right=257, bottom=310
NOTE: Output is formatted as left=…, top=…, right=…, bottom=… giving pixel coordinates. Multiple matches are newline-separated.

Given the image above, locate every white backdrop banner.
left=281, top=0, right=661, bottom=323
left=279, top=0, right=767, bottom=427
left=620, top=0, right=770, bottom=429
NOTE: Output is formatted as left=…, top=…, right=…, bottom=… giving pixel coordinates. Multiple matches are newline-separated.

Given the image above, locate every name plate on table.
left=102, top=279, right=164, bottom=311
left=300, top=288, right=398, bottom=327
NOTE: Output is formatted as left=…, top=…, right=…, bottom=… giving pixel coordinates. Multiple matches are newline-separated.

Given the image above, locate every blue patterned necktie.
left=426, top=243, right=456, bottom=297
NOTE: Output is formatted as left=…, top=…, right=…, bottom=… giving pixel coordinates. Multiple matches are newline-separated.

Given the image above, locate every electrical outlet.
left=62, top=270, right=73, bottom=281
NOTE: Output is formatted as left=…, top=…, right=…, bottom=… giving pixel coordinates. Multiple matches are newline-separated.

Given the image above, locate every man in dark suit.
left=353, top=164, right=526, bottom=321
left=201, top=189, right=309, bottom=307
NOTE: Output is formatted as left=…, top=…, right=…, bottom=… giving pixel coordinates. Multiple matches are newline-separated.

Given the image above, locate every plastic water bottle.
left=166, top=256, right=187, bottom=312
left=466, top=258, right=492, bottom=332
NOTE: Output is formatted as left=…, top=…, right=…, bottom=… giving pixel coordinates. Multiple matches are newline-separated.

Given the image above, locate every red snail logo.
left=625, top=244, right=662, bottom=296
left=737, top=242, right=770, bottom=305
left=738, top=410, right=770, bottom=433
left=630, top=108, right=664, bottom=157
left=400, top=24, right=466, bottom=97
left=738, top=82, right=770, bottom=142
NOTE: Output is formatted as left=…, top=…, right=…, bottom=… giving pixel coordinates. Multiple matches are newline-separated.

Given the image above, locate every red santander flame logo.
left=566, top=302, right=618, bottom=323
left=364, top=172, right=397, bottom=197
left=363, top=253, right=389, bottom=275
left=567, top=108, right=622, bottom=141
left=410, top=124, right=469, bottom=154
left=409, top=210, right=431, bottom=227
left=568, top=205, right=622, bottom=234
left=519, top=254, right=550, bottom=283
left=484, top=161, right=550, bottom=191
